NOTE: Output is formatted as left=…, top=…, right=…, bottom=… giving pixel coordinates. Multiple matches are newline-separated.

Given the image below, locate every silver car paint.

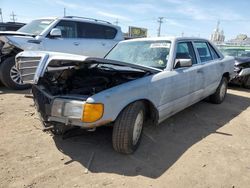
left=16, top=37, right=235, bottom=128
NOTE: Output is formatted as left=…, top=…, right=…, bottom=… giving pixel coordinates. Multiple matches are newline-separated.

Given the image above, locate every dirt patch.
left=0, top=86, right=250, bottom=188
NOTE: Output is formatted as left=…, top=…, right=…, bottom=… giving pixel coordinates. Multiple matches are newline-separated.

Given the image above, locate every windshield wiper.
left=99, top=65, right=117, bottom=71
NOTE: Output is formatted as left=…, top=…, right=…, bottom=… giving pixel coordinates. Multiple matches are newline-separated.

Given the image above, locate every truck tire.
left=209, top=77, right=228, bottom=104
left=242, top=75, right=250, bottom=89
left=112, top=101, right=145, bottom=154
left=0, top=56, right=31, bottom=90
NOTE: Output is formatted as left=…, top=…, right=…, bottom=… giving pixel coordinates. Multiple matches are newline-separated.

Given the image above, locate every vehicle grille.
left=32, top=85, right=52, bottom=121
left=16, top=56, right=42, bottom=84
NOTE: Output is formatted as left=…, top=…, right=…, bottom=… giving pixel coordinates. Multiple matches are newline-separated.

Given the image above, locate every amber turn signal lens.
left=82, top=103, right=104, bottom=123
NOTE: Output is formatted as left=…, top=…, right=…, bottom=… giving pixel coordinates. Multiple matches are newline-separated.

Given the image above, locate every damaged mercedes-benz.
left=16, top=37, right=235, bottom=154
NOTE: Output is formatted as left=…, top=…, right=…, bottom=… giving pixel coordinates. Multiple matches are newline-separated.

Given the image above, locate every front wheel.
left=0, top=56, right=31, bottom=90
left=209, top=77, right=228, bottom=104
left=112, top=101, right=145, bottom=154
left=242, top=75, right=250, bottom=89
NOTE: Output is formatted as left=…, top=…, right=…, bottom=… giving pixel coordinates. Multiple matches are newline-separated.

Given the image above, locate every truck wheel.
left=210, top=77, right=228, bottom=104
left=112, top=101, right=145, bottom=154
left=0, top=56, right=31, bottom=90
left=242, top=75, right=250, bottom=89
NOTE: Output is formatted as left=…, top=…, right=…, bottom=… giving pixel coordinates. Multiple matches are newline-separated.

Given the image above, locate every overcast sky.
left=1, top=0, right=250, bottom=40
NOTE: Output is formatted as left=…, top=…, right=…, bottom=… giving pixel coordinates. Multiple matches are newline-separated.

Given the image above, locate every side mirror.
left=174, top=58, right=192, bottom=69
left=50, top=28, right=62, bottom=37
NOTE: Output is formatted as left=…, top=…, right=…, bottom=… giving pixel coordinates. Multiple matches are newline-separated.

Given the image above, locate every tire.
left=209, top=77, right=228, bottom=104
left=0, top=56, right=31, bottom=90
left=112, top=101, right=145, bottom=154
left=242, top=75, right=250, bottom=89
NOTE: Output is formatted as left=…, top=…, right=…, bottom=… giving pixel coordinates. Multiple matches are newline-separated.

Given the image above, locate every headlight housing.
left=51, top=99, right=104, bottom=123
left=51, top=99, right=84, bottom=119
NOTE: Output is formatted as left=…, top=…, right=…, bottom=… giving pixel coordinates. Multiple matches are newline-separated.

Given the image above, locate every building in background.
left=210, top=21, right=225, bottom=44
left=226, top=34, right=250, bottom=46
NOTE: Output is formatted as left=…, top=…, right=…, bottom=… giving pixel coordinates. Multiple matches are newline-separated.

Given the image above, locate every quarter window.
left=208, top=43, right=220, bottom=59
left=193, top=42, right=213, bottom=63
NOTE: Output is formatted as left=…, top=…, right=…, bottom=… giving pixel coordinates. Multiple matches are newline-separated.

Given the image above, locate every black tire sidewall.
left=0, top=56, right=30, bottom=90
left=127, top=104, right=145, bottom=152
left=112, top=101, right=145, bottom=154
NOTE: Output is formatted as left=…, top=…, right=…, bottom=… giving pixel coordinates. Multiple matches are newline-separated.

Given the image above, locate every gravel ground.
left=0, top=86, right=249, bottom=188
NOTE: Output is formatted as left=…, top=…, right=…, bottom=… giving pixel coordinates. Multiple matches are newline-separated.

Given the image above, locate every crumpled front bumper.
left=32, top=85, right=110, bottom=129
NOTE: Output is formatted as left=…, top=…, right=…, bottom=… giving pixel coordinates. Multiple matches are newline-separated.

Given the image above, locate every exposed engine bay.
left=38, top=63, right=149, bottom=96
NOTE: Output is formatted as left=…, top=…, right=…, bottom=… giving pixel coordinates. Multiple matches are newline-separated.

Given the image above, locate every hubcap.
left=132, top=110, right=144, bottom=145
left=10, top=65, right=24, bottom=85
left=219, top=81, right=226, bottom=100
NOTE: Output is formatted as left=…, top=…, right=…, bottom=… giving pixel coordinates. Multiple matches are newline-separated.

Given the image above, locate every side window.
left=193, top=42, right=213, bottom=63
left=208, top=43, right=220, bottom=59
left=78, top=22, right=117, bottom=39
left=55, top=20, right=77, bottom=38
left=176, top=42, right=197, bottom=66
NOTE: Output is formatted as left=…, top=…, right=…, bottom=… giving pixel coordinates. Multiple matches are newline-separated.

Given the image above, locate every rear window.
left=78, top=22, right=117, bottom=39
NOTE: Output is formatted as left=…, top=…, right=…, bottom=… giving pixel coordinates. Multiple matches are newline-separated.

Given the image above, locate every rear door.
left=77, top=22, right=118, bottom=57
left=193, top=41, right=222, bottom=96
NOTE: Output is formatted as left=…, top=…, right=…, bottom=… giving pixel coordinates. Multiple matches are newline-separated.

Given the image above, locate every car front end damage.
left=0, top=32, right=39, bottom=89
left=230, top=57, right=250, bottom=88
left=32, top=84, right=105, bottom=130
left=16, top=51, right=158, bottom=131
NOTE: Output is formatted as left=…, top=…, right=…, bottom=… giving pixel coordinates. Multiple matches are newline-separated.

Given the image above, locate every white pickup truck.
left=0, top=16, right=123, bottom=89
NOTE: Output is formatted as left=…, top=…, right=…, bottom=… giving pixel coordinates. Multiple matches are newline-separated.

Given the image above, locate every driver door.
left=42, top=20, right=82, bottom=55
left=157, top=41, right=205, bottom=120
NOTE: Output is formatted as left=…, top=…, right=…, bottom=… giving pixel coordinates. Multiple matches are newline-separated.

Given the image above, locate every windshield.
left=105, top=40, right=171, bottom=69
left=18, top=19, right=54, bottom=35
left=219, top=48, right=250, bottom=57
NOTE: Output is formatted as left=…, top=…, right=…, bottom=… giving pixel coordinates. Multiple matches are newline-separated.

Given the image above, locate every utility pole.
left=157, top=17, right=164, bottom=37
left=0, top=8, right=3, bottom=22
left=10, top=11, right=17, bottom=22
left=114, top=19, right=119, bottom=25
left=64, top=8, right=66, bottom=17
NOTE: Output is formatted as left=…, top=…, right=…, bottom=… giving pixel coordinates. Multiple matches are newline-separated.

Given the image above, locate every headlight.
left=51, top=99, right=84, bottom=119
left=64, top=101, right=83, bottom=117
left=51, top=99, right=104, bottom=123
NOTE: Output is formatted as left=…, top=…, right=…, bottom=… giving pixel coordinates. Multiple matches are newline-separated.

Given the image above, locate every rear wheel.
left=112, top=101, right=145, bottom=154
left=210, top=77, right=228, bottom=104
left=0, top=56, right=31, bottom=90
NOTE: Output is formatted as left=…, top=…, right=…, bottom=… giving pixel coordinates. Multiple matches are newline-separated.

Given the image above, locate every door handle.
left=101, top=42, right=106, bottom=46
left=73, top=42, right=80, bottom=46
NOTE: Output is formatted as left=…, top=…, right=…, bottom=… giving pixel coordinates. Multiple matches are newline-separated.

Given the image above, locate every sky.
left=1, top=0, right=250, bottom=40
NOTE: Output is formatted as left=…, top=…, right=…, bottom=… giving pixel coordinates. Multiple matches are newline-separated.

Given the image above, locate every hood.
left=0, top=31, right=35, bottom=37
left=16, top=51, right=162, bottom=84
left=18, top=51, right=162, bottom=74
left=0, top=33, right=40, bottom=52
left=235, top=57, right=250, bottom=66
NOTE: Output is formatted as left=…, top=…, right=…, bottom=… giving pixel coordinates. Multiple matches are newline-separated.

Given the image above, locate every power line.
left=64, top=8, right=66, bottom=17
left=0, top=8, right=3, bottom=22
left=10, top=11, right=17, bottom=22
left=114, top=19, right=119, bottom=25
left=157, top=17, right=164, bottom=37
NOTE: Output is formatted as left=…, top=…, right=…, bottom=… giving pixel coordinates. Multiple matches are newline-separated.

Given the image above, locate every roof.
left=121, top=36, right=209, bottom=43
left=33, top=16, right=119, bottom=29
